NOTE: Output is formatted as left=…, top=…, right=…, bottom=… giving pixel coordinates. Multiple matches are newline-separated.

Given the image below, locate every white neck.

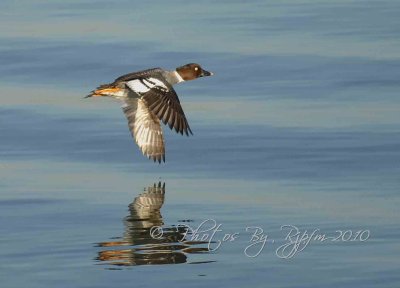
left=173, top=71, right=184, bottom=83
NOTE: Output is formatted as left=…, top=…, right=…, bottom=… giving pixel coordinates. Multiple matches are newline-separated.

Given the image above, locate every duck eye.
left=194, top=67, right=199, bottom=71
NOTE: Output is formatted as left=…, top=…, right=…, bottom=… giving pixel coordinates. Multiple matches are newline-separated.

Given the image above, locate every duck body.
left=86, top=63, right=213, bottom=163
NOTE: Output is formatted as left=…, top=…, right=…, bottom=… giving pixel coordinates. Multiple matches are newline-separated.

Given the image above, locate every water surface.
left=1, top=1, right=399, bottom=287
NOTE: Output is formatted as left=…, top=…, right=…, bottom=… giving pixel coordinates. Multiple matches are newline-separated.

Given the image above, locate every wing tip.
left=149, top=154, right=165, bottom=164
left=187, top=126, right=193, bottom=136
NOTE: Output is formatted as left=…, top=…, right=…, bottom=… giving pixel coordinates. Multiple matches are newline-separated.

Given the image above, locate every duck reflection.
left=97, top=182, right=210, bottom=266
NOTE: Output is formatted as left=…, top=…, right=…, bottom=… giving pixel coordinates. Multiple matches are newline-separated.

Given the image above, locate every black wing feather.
left=114, top=68, right=164, bottom=83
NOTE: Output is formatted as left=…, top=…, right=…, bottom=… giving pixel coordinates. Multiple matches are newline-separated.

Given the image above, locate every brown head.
left=176, top=63, right=213, bottom=81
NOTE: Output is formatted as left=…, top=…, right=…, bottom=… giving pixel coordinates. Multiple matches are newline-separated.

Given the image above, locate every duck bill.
left=201, top=69, right=213, bottom=77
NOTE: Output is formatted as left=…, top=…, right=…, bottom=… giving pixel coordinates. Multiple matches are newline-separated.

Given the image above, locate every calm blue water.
left=1, top=1, right=400, bottom=287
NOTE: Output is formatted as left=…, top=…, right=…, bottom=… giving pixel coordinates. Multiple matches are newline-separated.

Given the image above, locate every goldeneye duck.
left=86, top=63, right=213, bottom=163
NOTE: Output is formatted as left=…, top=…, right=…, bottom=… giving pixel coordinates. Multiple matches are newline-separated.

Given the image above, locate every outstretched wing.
left=122, top=98, right=165, bottom=163
left=114, top=68, right=164, bottom=83
left=125, top=74, right=193, bottom=136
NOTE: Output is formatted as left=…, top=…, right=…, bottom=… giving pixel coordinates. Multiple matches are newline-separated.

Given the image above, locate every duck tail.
left=85, top=83, right=113, bottom=98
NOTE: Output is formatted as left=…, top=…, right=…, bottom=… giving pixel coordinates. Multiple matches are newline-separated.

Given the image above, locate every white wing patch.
left=122, top=99, right=165, bottom=162
left=126, top=77, right=169, bottom=95
left=126, top=79, right=150, bottom=93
